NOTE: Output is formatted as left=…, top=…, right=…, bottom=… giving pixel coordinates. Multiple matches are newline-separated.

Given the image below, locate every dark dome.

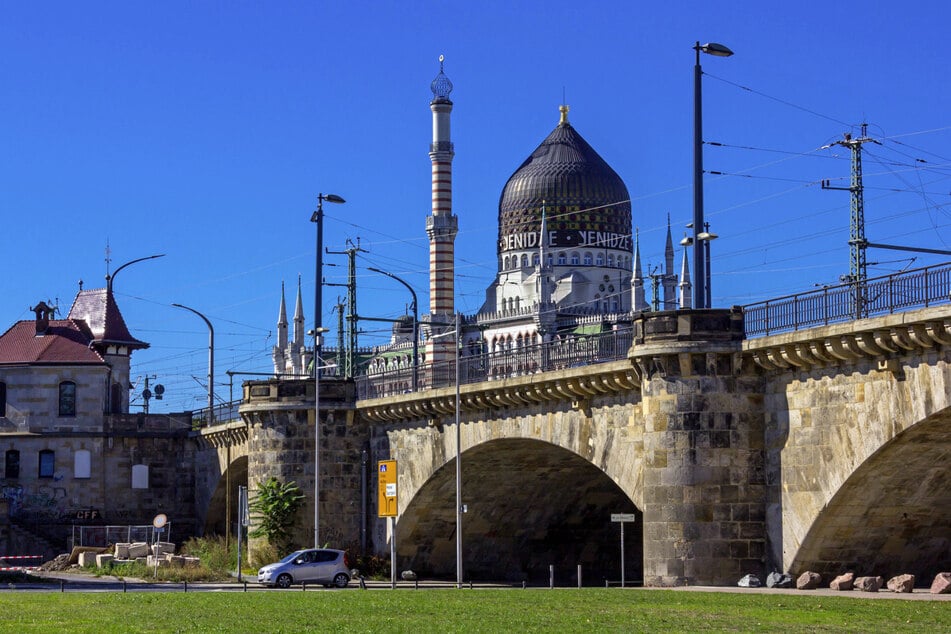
left=497, top=108, right=632, bottom=256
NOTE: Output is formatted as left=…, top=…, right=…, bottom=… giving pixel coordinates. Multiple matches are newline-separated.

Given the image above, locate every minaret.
left=662, top=215, right=678, bottom=310
left=272, top=282, right=288, bottom=375
left=425, top=55, right=458, bottom=364
left=632, top=228, right=647, bottom=312
left=678, top=244, right=692, bottom=309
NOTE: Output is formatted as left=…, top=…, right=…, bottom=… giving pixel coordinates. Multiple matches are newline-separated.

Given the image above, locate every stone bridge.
left=227, top=305, right=950, bottom=587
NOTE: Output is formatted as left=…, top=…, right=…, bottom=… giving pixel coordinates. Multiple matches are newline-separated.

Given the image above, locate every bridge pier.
left=634, top=309, right=767, bottom=586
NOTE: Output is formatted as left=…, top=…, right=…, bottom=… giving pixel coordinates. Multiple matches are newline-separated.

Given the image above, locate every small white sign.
left=611, top=513, right=637, bottom=522
left=385, top=483, right=397, bottom=497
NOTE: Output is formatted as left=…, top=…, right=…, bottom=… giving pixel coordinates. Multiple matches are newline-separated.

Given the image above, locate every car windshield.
left=279, top=550, right=306, bottom=564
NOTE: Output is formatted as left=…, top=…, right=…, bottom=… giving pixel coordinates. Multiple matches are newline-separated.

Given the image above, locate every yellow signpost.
left=378, top=460, right=398, bottom=517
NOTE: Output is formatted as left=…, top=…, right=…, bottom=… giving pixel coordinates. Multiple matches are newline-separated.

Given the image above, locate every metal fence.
left=356, top=327, right=633, bottom=400
left=71, top=524, right=172, bottom=548
left=743, top=262, right=951, bottom=337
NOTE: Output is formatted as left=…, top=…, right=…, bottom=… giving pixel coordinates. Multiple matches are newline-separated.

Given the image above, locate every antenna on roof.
left=105, top=239, right=112, bottom=277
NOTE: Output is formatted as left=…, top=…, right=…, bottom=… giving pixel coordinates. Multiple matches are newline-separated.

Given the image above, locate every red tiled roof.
left=67, top=288, right=148, bottom=350
left=0, top=320, right=105, bottom=365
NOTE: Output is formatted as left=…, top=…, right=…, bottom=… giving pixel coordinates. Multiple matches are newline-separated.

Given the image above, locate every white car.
left=257, top=548, right=352, bottom=588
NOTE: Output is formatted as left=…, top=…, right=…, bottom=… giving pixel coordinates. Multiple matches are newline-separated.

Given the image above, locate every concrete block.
left=114, top=543, right=130, bottom=559
left=78, top=551, right=98, bottom=567
left=127, top=543, right=150, bottom=558
left=152, top=541, right=175, bottom=557
left=96, top=554, right=114, bottom=568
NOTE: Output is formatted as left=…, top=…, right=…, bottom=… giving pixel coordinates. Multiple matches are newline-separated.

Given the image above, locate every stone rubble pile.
left=779, top=570, right=951, bottom=594
left=103, top=542, right=200, bottom=569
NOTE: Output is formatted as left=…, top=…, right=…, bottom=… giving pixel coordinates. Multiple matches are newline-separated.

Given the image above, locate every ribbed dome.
left=497, top=108, right=632, bottom=256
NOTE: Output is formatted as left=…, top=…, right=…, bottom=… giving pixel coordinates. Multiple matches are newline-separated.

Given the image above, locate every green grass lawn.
left=0, top=588, right=947, bottom=633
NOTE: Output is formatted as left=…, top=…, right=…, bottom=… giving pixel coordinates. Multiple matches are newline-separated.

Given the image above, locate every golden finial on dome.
left=559, top=104, right=569, bottom=125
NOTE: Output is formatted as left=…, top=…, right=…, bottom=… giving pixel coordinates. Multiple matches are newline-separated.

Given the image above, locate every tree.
left=248, top=477, right=305, bottom=555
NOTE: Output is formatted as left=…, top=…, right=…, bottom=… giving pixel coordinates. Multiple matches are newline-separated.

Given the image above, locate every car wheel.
left=333, top=573, right=349, bottom=588
left=276, top=573, right=293, bottom=589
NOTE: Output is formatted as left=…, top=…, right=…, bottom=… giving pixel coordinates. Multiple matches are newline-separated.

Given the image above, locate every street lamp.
left=171, top=304, right=215, bottom=425
left=310, top=192, right=344, bottom=549
left=697, top=223, right=719, bottom=308
left=693, top=40, right=733, bottom=310
left=106, top=254, right=166, bottom=294
left=431, top=313, right=463, bottom=587
left=367, top=267, right=419, bottom=392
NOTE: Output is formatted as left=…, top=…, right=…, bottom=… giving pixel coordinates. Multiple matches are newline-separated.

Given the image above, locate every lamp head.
left=700, top=42, right=734, bottom=57
left=320, top=193, right=346, bottom=205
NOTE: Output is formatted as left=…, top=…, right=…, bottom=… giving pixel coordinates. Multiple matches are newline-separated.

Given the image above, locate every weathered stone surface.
left=737, top=574, right=761, bottom=587
left=829, top=572, right=854, bottom=591
left=930, top=572, right=951, bottom=594
left=887, top=574, right=915, bottom=593
left=77, top=551, right=97, bottom=568
left=152, top=541, right=175, bottom=557
left=401, top=570, right=417, bottom=581
left=114, top=543, right=130, bottom=559
left=95, top=554, right=114, bottom=568
left=796, top=571, right=821, bottom=589
left=854, top=576, right=883, bottom=592
left=767, top=571, right=793, bottom=588
left=127, top=543, right=150, bottom=558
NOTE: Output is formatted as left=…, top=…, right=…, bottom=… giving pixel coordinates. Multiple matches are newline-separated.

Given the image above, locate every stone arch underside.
left=789, top=410, right=950, bottom=582
left=396, top=438, right=642, bottom=585
left=203, top=455, right=249, bottom=537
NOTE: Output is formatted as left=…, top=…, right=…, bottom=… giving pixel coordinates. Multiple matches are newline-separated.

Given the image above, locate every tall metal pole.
left=692, top=41, right=733, bottom=309
left=310, top=193, right=344, bottom=548
left=455, top=311, right=463, bottom=588
left=171, top=304, right=214, bottom=424
left=692, top=42, right=705, bottom=311
left=368, top=267, right=419, bottom=392
left=106, top=254, right=166, bottom=294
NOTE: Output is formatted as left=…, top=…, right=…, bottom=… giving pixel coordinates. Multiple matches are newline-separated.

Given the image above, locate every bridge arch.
left=789, top=407, right=951, bottom=581
left=395, top=438, right=642, bottom=585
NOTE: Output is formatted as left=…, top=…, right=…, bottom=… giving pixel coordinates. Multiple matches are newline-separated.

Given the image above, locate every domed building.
left=272, top=59, right=690, bottom=386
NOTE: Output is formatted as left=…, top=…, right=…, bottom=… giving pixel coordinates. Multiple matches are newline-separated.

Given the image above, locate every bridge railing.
left=743, top=261, right=951, bottom=337
left=191, top=400, right=243, bottom=429
left=355, top=327, right=633, bottom=400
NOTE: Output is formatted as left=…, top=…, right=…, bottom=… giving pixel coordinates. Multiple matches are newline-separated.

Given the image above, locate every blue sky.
left=2, top=1, right=949, bottom=412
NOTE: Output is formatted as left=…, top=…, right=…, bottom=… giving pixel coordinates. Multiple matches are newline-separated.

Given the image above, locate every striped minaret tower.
left=425, top=55, right=458, bottom=366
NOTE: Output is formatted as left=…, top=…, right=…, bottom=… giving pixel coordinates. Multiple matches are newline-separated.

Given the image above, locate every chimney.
left=31, top=301, right=55, bottom=335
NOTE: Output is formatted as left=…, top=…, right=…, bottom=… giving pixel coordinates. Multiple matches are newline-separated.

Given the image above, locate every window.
left=132, top=464, right=149, bottom=489
left=74, top=450, right=91, bottom=479
left=596, top=254, right=604, bottom=266
left=520, top=254, right=528, bottom=268
left=59, top=381, right=76, bottom=417
left=557, top=253, right=566, bottom=265
left=608, top=254, right=615, bottom=268
left=39, top=449, right=55, bottom=478
left=570, top=252, right=580, bottom=265
left=0, top=382, right=6, bottom=417
left=532, top=254, right=540, bottom=266
left=5, top=450, right=19, bottom=479
left=583, top=253, right=593, bottom=266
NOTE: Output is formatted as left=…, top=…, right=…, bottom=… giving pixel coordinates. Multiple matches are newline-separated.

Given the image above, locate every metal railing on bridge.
left=743, top=261, right=951, bottom=337
left=355, top=327, right=633, bottom=400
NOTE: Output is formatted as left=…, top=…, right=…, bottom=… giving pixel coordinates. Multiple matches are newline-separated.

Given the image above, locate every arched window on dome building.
left=532, top=254, right=540, bottom=266
left=570, top=252, right=579, bottom=265
left=596, top=253, right=604, bottom=266
left=557, top=253, right=566, bottom=265
left=608, top=254, right=615, bottom=268
left=521, top=254, right=528, bottom=268
left=583, top=253, right=592, bottom=266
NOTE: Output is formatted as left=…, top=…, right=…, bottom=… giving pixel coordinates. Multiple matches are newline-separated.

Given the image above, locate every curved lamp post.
left=367, top=267, right=419, bottom=392
left=693, top=41, right=733, bottom=309
left=106, top=254, right=166, bottom=294
left=171, top=303, right=215, bottom=425
left=310, top=192, right=345, bottom=549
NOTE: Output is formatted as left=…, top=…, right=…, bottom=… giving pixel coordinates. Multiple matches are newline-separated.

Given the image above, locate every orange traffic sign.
left=378, top=460, right=398, bottom=517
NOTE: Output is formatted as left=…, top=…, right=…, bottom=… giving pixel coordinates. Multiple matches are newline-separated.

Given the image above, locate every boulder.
left=737, top=574, right=761, bottom=588
left=401, top=570, right=418, bottom=581
left=766, top=572, right=793, bottom=588
left=930, top=572, right=951, bottom=594
left=887, top=574, right=915, bottom=593
left=829, top=572, right=854, bottom=591
left=152, top=542, right=175, bottom=557
left=95, top=554, right=114, bottom=569
left=114, top=543, right=130, bottom=559
left=796, top=571, right=822, bottom=590
left=854, top=576, right=883, bottom=592
left=77, top=551, right=98, bottom=568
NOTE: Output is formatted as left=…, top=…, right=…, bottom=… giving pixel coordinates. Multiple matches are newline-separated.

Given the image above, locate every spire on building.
left=277, top=281, right=288, bottom=350
left=632, top=228, right=647, bottom=312
left=293, top=274, right=305, bottom=347
left=662, top=214, right=678, bottom=309
left=679, top=243, right=692, bottom=309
